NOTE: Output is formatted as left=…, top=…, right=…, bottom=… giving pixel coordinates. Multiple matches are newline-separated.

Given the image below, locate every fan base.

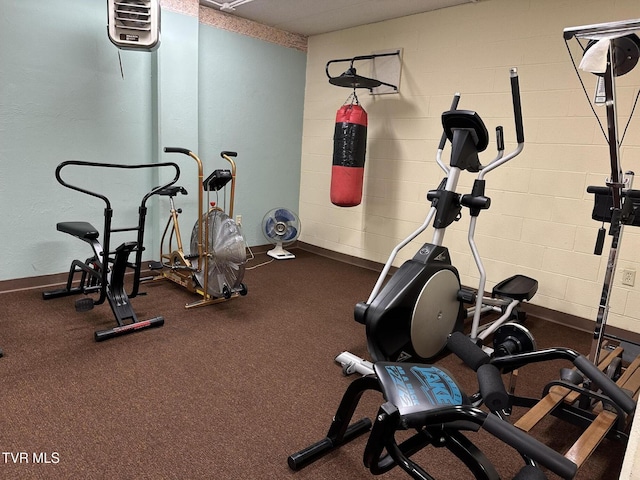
left=267, top=244, right=295, bottom=260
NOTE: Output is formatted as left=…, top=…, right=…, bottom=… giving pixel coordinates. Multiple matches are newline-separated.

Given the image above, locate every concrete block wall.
left=299, top=0, right=640, bottom=333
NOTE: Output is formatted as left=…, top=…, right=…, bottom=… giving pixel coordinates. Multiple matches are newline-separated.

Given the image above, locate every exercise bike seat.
left=492, top=274, right=538, bottom=302
left=56, top=221, right=99, bottom=241
left=203, top=169, right=232, bottom=191
left=155, top=185, right=187, bottom=197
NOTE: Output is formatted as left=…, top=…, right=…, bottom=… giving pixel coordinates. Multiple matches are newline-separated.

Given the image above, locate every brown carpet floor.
left=0, top=249, right=628, bottom=479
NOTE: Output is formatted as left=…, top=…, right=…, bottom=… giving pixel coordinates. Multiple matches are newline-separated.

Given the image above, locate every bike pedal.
left=148, top=261, right=164, bottom=270
left=75, top=297, right=95, bottom=312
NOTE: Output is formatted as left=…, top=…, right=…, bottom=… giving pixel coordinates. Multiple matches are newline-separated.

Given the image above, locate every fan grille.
left=262, top=208, right=300, bottom=245
left=190, top=210, right=247, bottom=298
left=114, top=0, right=152, bottom=31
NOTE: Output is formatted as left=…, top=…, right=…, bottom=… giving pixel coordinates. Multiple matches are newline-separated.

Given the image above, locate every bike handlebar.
left=55, top=160, right=181, bottom=210
left=164, top=147, right=191, bottom=155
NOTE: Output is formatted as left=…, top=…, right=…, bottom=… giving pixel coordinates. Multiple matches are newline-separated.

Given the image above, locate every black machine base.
left=288, top=355, right=577, bottom=480
left=358, top=244, right=465, bottom=363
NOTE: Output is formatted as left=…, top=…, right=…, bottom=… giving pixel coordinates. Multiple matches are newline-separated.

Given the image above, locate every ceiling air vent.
left=107, top=0, right=160, bottom=51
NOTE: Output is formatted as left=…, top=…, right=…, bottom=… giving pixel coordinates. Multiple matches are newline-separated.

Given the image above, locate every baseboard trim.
left=0, top=245, right=280, bottom=295
left=298, top=242, right=640, bottom=346
left=297, top=241, right=396, bottom=273
left=0, top=272, right=71, bottom=295
left=5, top=241, right=640, bottom=348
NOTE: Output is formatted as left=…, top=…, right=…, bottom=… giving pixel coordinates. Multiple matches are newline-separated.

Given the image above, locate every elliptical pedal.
left=492, top=274, right=538, bottom=302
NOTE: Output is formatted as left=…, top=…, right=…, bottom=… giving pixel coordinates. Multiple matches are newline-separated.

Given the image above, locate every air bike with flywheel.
left=148, top=148, right=248, bottom=308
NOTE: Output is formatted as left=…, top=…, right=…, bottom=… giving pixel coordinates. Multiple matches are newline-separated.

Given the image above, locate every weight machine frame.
left=564, top=18, right=640, bottom=365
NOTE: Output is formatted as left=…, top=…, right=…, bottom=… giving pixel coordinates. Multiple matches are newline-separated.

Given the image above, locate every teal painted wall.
left=0, top=1, right=306, bottom=282
left=197, top=25, right=305, bottom=247
left=0, top=0, right=157, bottom=281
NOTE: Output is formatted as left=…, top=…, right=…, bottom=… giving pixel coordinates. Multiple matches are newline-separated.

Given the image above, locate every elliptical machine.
left=337, top=68, right=538, bottom=376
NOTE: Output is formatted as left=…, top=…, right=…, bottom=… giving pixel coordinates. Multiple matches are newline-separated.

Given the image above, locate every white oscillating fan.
left=262, top=208, right=300, bottom=260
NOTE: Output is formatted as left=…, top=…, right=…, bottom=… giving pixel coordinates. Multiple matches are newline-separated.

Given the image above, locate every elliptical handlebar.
left=510, top=67, right=525, bottom=144
left=495, top=126, right=505, bottom=152
left=477, top=67, right=524, bottom=179
left=436, top=93, right=461, bottom=174
left=438, top=94, right=461, bottom=150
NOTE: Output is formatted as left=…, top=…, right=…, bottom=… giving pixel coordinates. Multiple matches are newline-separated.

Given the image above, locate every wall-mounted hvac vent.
left=107, top=0, right=160, bottom=51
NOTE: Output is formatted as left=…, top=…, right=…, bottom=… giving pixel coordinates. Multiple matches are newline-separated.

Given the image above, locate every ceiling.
left=199, top=0, right=478, bottom=37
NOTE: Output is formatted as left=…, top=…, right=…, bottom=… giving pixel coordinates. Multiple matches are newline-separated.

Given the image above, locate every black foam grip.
left=221, top=151, right=237, bottom=157
left=594, top=227, right=605, bottom=255
left=495, top=126, right=504, bottom=151
left=482, top=414, right=577, bottom=480
left=447, top=331, right=490, bottom=371
left=510, top=71, right=524, bottom=144
left=587, top=185, right=610, bottom=195
left=477, top=364, right=509, bottom=412
left=164, top=147, right=191, bottom=155
left=587, top=185, right=640, bottom=199
left=512, top=465, right=548, bottom=480
left=574, top=355, right=636, bottom=414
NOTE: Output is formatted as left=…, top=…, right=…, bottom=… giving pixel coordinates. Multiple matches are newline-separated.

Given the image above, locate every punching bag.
left=331, top=102, right=367, bottom=207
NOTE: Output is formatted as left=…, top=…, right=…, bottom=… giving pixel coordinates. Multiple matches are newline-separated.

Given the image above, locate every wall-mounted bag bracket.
left=326, top=50, right=401, bottom=94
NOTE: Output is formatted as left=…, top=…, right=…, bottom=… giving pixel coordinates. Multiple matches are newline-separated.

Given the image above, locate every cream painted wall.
left=299, top=0, right=640, bottom=333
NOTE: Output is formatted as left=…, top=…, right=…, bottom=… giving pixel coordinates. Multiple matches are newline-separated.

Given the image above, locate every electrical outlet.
left=622, top=269, right=636, bottom=287
left=236, top=214, right=242, bottom=227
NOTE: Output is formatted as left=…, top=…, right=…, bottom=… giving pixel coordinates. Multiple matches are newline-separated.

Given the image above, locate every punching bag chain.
left=343, top=89, right=360, bottom=107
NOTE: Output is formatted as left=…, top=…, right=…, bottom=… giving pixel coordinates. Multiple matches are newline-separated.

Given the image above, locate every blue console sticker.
left=384, top=365, right=420, bottom=407
left=410, top=366, right=463, bottom=406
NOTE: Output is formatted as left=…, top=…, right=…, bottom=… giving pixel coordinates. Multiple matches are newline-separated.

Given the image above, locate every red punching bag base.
left=331, top=165, right=364, bottom=207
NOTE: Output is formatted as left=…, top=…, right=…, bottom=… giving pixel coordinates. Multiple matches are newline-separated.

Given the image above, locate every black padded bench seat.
left=56, top=221, right=99, bottom=240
